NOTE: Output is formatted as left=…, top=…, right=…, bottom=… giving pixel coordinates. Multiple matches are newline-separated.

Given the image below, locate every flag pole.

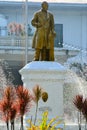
left=25, top=0, right=28, bottom=64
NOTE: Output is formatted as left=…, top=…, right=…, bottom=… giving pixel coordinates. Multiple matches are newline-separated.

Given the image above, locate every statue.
left=31, top=1, right=56, bottom=61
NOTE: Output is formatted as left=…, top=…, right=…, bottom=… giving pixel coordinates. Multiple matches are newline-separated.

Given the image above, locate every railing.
left=0, top=36, right=81, bottom=63
left=0, top=36, right=32, bottom=48
left=0, top=36, right=82, bottom=55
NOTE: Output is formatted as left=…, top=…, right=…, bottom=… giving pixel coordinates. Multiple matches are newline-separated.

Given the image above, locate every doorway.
left=54, top=24, right=63, bottom=48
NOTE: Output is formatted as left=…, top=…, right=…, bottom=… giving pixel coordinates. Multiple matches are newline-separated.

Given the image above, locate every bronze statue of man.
left=31, top=1, right=56, bottom=61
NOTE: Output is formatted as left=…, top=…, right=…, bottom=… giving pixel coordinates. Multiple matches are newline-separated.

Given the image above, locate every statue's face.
left=42, top=2, right=48, bottom=11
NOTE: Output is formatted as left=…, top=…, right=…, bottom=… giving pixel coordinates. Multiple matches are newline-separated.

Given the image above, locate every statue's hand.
left=51, top=30, right=56, bottom=37
left=34, top=22, right=42, bottom=28
left=37, top=22, right=42, bottom=28
left=32, top=22, right=42, bottom=28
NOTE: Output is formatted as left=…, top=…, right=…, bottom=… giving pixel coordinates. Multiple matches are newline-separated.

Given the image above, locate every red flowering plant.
left=73, top=95, right=83, bottom=111
left=73, top=94, right=83, bottom=130
left=82, top=98, right=87, bottom=129
left=0, top=84, right=48, bottom=130
left=16, top=85, right=33, bottom=130
left=0, top=86, right=17, bottom=130
left=8, top=22, right=25, bottom=36
left=73, top=95, right=87, bottom=130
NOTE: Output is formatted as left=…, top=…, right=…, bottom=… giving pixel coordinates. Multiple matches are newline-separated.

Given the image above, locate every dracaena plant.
left=73, top=94, right=83, bottom=130
left=82, top=98, right=87, bottom=121
left=16, top=85, right=33, bottom=130
left=0, top=86, right=17, bottom=130
left=82, top=98, right=87, bottom=130
left=0, top=99, right=10, bottom=130
left=9, top=105, right=17, bottom=130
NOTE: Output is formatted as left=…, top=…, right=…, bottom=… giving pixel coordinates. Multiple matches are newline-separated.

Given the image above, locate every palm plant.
left=16, top=85, right=33, bottom=130
left=32, top=85, right=42, bottom=125
left=32, top=85, right=49, bottom=125
left=73, top=94, right=83, bottom=130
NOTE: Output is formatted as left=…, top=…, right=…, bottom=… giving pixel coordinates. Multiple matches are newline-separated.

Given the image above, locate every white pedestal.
left=19, top=61, right=66, bottom=121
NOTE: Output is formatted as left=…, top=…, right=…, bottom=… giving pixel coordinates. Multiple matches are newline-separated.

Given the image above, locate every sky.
left=1, top=0, right=87, bottom=3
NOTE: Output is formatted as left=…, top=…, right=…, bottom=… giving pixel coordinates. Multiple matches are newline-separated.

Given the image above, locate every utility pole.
left=25, top=0, right=28, bottom=64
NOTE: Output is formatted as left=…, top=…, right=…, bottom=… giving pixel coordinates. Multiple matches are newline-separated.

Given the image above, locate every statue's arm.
left=31, top=13, right=42, bottom=28
left=50, top=14, right=55, bottom=32
left=50, top=14, right=56, bottom=37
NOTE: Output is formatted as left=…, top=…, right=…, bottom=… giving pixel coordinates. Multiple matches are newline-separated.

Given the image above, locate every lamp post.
left=25, top=0, right=28, bottom=64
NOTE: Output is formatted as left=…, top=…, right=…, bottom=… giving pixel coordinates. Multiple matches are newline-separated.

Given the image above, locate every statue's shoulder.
left=34, top=9, right=42, bottom=15
left=48, top=11, right=54, bottom=17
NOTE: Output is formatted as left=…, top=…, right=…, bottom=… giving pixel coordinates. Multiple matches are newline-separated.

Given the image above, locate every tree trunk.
left=6, top=121, right=9, bottom=130
left=11, top=120, right=15, bottom=130
left=34, top=102, right=38, bottom=125
left=78, top=111, right=81, bottom=130
left=20, top=116, right=24, bottom=130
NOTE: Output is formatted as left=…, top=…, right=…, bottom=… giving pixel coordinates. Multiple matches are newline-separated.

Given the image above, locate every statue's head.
left=41, top=1, right=48, bottom=11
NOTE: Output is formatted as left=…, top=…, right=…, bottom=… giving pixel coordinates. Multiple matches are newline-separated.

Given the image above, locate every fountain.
left=19, top=59, right=87, bottom=130
left=0, top=59, right=86, bottom=129
left=63, top=52, right=87, bottom=130
left=19, top=61, right=66, bottom=120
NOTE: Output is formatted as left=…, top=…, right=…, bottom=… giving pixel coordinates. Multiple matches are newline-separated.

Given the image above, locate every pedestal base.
left=19, top=61, right=66, bottom=122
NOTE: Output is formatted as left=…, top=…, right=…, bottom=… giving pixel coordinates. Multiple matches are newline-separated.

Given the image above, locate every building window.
left=54, top=24, right=63, bottom=48
left=0, top=26, right=7, bottom=36
left=0, top=27, right=1, bottom=36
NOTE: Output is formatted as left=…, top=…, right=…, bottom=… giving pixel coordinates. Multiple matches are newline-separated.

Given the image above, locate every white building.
left=0, top=1, right=87, bottom=65
left=0, top=1, right=87, bottom=49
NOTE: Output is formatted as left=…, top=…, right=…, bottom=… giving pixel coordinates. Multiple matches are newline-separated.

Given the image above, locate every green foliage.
left=27, top=111, right=65, bottom=130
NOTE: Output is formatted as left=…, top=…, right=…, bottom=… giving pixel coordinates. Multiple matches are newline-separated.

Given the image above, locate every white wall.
left=54, top=10, right=87, bottom=50
left=1, top=5, right=87, bottom=51
left=28, top=8, right=87, bottom=51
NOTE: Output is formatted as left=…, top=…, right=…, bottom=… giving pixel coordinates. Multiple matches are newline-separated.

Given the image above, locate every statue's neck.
left=41, top=9, right=47, bottom=13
